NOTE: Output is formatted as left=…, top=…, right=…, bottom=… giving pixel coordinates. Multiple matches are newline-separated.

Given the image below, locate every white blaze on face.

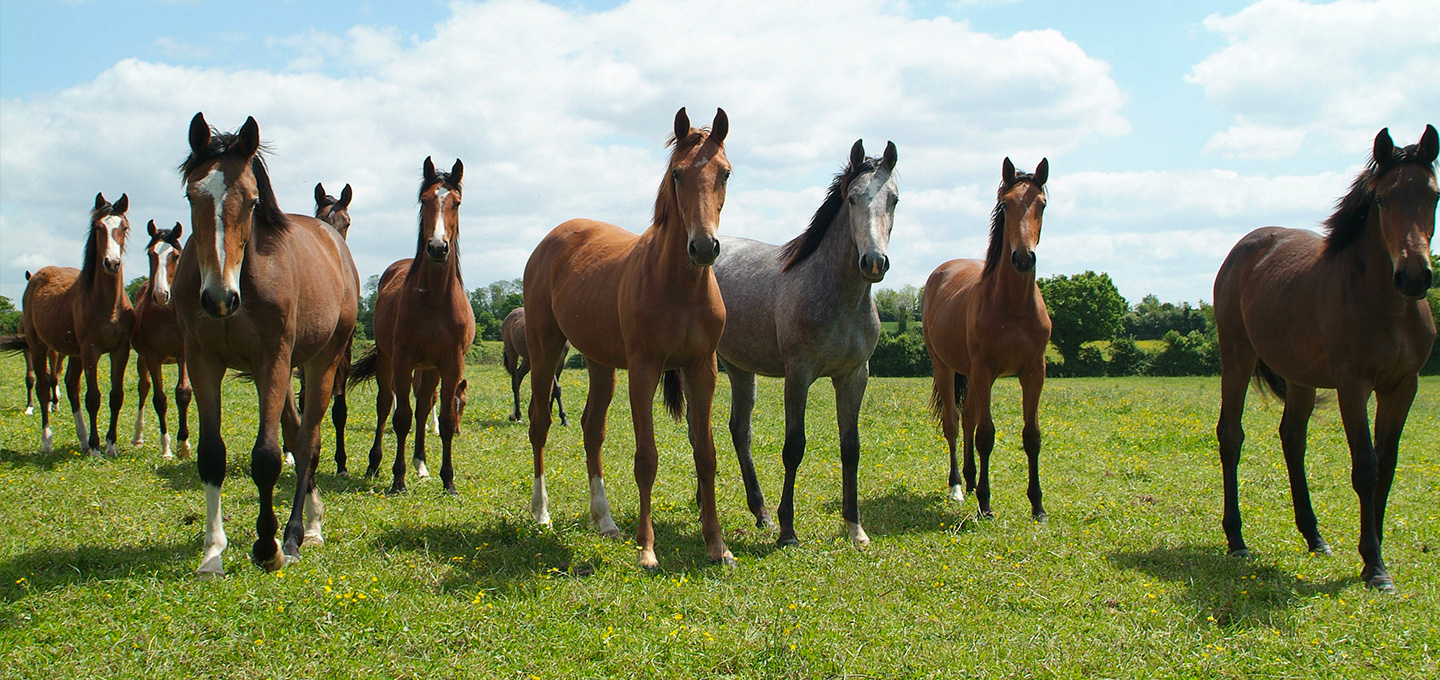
left=151, top=241, right=174, bottom=301
left=101, top=215, right=124, bottom=264
left=198, top=168, right=237, bottom=291
left=431, top=186, right=449, bottom=242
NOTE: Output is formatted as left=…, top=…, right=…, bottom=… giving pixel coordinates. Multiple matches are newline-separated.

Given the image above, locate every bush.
left=870, top=330, right=930, bottom=377
left=465, top=340, right=505, bottom=366
left=1149, top=330, right=1219, bottom=377
left=566, top=352, right=587, bottom=370
left=1047, top=344, right=1104, bottom=378
left=1107, top=336, right=1150, bottom=376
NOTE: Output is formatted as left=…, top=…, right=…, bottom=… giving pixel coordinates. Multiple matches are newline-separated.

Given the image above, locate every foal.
left=501, top=307, right=569, bottom=425
left=130, top=220, right=192, bottom=459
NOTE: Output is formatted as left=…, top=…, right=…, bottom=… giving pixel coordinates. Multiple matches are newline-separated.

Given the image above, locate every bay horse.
left=3, top=194, right=135, bottom=456
left=129, top=220, right=192, bottom=460
left=1213, top=125, right=1437, bottom=594
left=922, top=157, right=1052, bottom=520
left=524, top=107, right=733, bottom=569
left=712, top=139, right=898, bottom=548
left=311, top=181, right=357, bottom=475
left=500, top=307, right=569, bottom=425
left=174, top=113, right=359, bottom=576
left=349, top=157, right=475, bottom=495
left=19, top=271, right=62, bottom=417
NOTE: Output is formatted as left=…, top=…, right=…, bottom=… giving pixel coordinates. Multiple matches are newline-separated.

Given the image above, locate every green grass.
left=1, top=355, right=1437, bottom=678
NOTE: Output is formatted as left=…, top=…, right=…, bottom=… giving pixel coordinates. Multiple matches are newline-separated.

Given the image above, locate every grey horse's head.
left=844, top=139, right=899, bottom=282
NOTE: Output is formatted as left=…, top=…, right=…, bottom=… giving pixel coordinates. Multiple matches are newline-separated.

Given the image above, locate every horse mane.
left=984, top=173, right=1044, bottom=275
left=414, top=170, right=464, bottom=286
left=79, top=203, right=113, bottom=288
left=780, top=155, right=881, bottom=272
left=1322, top=141, right=1437, bottom=256
left=652, top=126, right=713, bottom=229
left=177, top=128, right=290, bottom=235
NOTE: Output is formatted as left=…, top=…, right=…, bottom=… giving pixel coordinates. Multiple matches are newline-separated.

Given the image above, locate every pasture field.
left=0, top=354, right=1437, bottom=678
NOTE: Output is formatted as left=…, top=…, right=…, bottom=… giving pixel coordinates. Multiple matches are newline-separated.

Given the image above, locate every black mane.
left=984, top=173, right=1044, bottom=275
left=1322, top=141, right=1437, bottom=256
left=79, top=204, right=114, bottom=288
left=780, top=155, right=881, bottom=271
left=177, top=128, right=289, bottom=234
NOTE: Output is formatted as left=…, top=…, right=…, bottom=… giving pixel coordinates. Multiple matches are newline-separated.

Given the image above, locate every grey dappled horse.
left=710, top=139, right=898, bottom=547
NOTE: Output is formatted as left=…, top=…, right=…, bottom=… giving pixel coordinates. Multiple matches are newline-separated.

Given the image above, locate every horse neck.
left=87, top=264, right=129, bottom=310
left=806, top=204, right=877, bottom=307
left=407, top=254, right=462, bottom=298
left=643, top=216, right=712, bottom=297
left=983, top=241, right=1038, bottom=310
left=1346, top=204, right=1415, bottom=304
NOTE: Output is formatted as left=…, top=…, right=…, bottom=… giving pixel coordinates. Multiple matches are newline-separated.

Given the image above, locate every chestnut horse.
left=1213, top=126, right=1437, bottom=594
left=129, top=220, right=192, bottom=460
left=350, top=157, right=475, bottom=495
left=2, top=194, right=135, bottom=457
left=18, top=271, right=62, bottom=417
left=500, top=307, right=569, bottom=425
left=923, top=158, right=1052, bottom=520
left=524, top=107, right=733, bottom=569
left=175, top=113, right=359, bottom=576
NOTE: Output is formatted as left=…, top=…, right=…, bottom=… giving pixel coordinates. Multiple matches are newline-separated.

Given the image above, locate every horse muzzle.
left=688, top=236, right=720, bottom=267
left=1011, top=249, right=1037, bottom=273
left=199, top=287, right=241, bottom=318
left=859, top=252, right=890, bottom=282
left=427, top=238, right=450, bottom=263
left=1394, top=267, right=1433, bottom=300
left=152, top=289, right=172, bottom=307
left=103, top=257, right=122, bottom=274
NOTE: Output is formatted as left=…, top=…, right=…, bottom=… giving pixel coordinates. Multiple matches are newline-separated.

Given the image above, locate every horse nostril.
left=880, top=255, right=890, bottom=273
left=224, top=290, right=240, bottom=312
left=1422, top=269, right=1434, bottom=291
left=688, top=242, right=698, bottom=260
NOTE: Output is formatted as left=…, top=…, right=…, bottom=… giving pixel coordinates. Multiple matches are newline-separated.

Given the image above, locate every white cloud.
left=1190, top=0, right=1440, bottom=158
left=0, top=0, right=1129, bottom=305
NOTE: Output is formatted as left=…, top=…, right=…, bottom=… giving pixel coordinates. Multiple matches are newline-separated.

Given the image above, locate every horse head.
left=667, top=107, right=731, bottom=266
left=419, top=158, right=462, bottom=264
left=90, top=192, right=131, bottom=276
left=144, top=220, right=184, bottom=307
left=996, top=157, right=1048, bottom=274
left=1371, top=125, right=1437, bottom=299
left=315, top=182, right=353, bottom=239
left=845, top=139, right=898, bottom=282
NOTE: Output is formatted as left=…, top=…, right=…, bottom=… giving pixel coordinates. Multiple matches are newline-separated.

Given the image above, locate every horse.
left=174, top=113, right=359, bottom=576
left=129, top=220, right=192, bottom=460
left=19, top=271, right=62, bottom=417
left=712, top=139, right=898, bottom=548
left=349, top=157, right=475, bottom=495
left=1, top=194, right=135, bottom=457
left=922, top=157, right=1052, bottom=520
left=1213, top=125, right=1437, bottom=594
left=500, top=307, right=569, bottom=425
left=312, top=181, right=357, bottom=475
left=523, top=107, right=733, bottom=569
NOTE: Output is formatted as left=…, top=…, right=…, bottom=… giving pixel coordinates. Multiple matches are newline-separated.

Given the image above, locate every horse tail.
left=927, top=372, right=968, bottom=424
left=1252, top=360, right=1287, bottom=401
left=662, top=369, right=684, bottom=423
left=502, top=343, right=517, bottom=377
left=348, top=345, right=380, bottom=390
left=230, top=371, right=256, bottom=384
left=0, top=334, right=28, bottom=356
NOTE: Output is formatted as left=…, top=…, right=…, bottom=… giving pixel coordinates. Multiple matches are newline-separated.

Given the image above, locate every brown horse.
left=312, top=181, right=357, bottom=475
left=500, top=307, right=569, bottom=425
left=1213, top=125, right=1437, bottom=594
left=19, top=271, right=62, bottom=417
left=174, top=113, right=359, bottom=576
left=923, top=158, right=1052, bottom=520
left=129, top=220, right=192, bottom=460
left=524, top=107, right=733, bottom=569
left=350, top=157, right=475, bottom=495
left=3, top=194, right=135, bottom=457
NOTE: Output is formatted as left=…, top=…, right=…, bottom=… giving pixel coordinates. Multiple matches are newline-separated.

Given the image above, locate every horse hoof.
left=283, top=452, right=295, bottom=466
left=105, top=442, right=117, bottom=457
left=89, top=448, right=105, bottom=458
left=386, top=484, right=407, bottom=496
left=364, top=466, right=380, bottom=479
left=1033, top=512, right=1050, bottom=524
left=24, top=406, right=34, bottom=416
left=508, top=413, right=520, bottom=422
left=599, top=527, right=623, bottom=540
left=178, top=440, right=192, bottom=458
left=846, top=522, right=870, bottom=548
left=195, top=556, right=225, bottom=579
left=1228, top=548, right=1251, bottom=560
left=132, top=436, right=144, bottom=447
left=443, top=486, right=459, bottom=497
left=638, top=555, right=661, bottom=572
left=253, top=539, right=285, bottom=572
left=560, top=419, right=570, bottom=427
left=302, top=533, right=324, bottom=548
left=336, top=469, right=349, bottom=478
left=1366, top=574, right=1396, bottom=595
left=976, top=509, right=995, bottom=521
left=948, top=484, right=965, bottom=502
left=162, top=452, right=176, bottom=461
left=776, top=536, right=799, bottom=549
left=414, top=460, right=430, bottom=478
left=1309, top=541, right=1332, bottom=557
left=712, top=553, right=737, bottom=568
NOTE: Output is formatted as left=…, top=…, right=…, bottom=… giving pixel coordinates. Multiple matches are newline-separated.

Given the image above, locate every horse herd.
left=1, top=110, right=1435, bottom=594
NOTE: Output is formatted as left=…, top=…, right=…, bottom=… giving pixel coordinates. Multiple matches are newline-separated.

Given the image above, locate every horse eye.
left=672, top=169, right=682, bottom=184
left=723, top=170, right=732, bottom=182
left=1375, top=196, right=1386, bottom=207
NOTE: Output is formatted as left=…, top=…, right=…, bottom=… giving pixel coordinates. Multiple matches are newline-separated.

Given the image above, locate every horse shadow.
left=0, top=445, right=85, bottom=471
left=821, top=483, right=969, bottom=538
left=1107, top=545, right=1357, bottom=630
left=0, top=541, right=193, bottom=614
left=376, top=519, right=584, bottom=597
left=152, top=459, right=203, bottom=491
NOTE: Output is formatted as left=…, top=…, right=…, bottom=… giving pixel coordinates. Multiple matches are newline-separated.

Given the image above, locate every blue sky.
left=2, top=0, right=1436, bottom=306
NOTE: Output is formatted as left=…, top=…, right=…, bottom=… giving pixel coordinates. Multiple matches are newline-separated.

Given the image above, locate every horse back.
left=525, top=219, right=637, bottom=369
left=921, top=258, right=985, bottom=372
left=712, top=237, right=787, bottom=375
left=21, top=266, right=83, bottom=356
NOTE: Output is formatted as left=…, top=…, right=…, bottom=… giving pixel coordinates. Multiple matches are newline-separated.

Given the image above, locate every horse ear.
left=112, top=194, right=129, bottom=214
left=315, top=183, right=327, bottom=206
left=882, top=141, right=898, bottom=173
left=674, top=107, right=690, bottom=142
left=1419, top=124, right=1439, bottom=164
left=451, top=159, right=464, bottom=185
left=1374, top=128, right=1394, bottom=164
left=1034, top=158, right=1049, bottom=187
left=237, top=116, right=261, bottom=158
left=850, top=139, right=866, bottom=169
left=339, top=184, right=353, bottom=208
left=94, top=192, right=108, bottom=211
left=1002, top=157, right=1016, bottom=186
left=709, top=108, right=728, bottom=146
left=188, top=112, right=210, bottom=157
left=423, top=156, right=436, bottom=181
left=173, top=222, right=184, bottom=241
left=147, top=220, right=158, bottom=237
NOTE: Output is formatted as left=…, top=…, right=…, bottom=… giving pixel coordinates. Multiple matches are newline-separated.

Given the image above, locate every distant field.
left=1, top=356, right=1437, bottom=678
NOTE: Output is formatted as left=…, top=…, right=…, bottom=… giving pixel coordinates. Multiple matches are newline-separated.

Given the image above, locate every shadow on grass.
left=1107, top=544, right=1357, bottom=629
left=0, top=443, right=93, bottom=471
left=826, top=482, right=970, bottom=537
left=0, top=541, right=193, bottom=611
left=376, top=519, right=579, bottom=598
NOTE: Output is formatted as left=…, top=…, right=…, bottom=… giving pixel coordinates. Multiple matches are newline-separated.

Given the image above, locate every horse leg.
left=552, top=374, right=569, bottom=427
left=413, top=370, right=438, bottom=479
left=1370, top=376, right=1417, bottom=588
left=24, top=353, right=35, bottom=416
left=279, top=385, right=300, bottom=466
left=148, top=357, right=174, bottom=460
left=248, top=357, right=293, bottom=570
left=103, top=346, right=129, bottom=457
left=64, top=355, right=85, bottom=453
left=49, top=353, right=63, bottom=414
left=189, top=352, right=228, bottom=578
left=509, top=357, right=527, bottom=422
left=776, top=367, right=816, bottom=547
left=132, top=355, right=150, bottom=446
left=175, top=357, right=193, bottom=458
left=685, top=360, right=733, bottom=565
left=1335, top=380, right=1389, bottom=592
left=1215, top=346, right=1255, bottom=558
left=628, top=364, right=663, bottom=569
left=1278, top=385, right=1327, bottom=554
left=527, top=331, right=565, bottom=527
left=30, top=345, right=54, bottom=451
left=365, top=351, right=394, bottom=478
left=724, top=359, right=771, bottom=529
left=961, top=374, right=979, bottom=498
left=930, top=360, right=963, bottom=501
left=293, top=357, right=342, bottom=552
left=969, top=370, right=997, bottom=519
left=580, top=362, right=619, bottom=536
left=1020, top=362, right=1046, bottom=521
left=81, top=346, right=104, bottom=456
left=332, top=370, right=349, bottom=477
left=833, top=364, right=870, bottom=547
left=436, top=361, right=464, bottom=496
left=388, top=357, right=416, bottom=494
